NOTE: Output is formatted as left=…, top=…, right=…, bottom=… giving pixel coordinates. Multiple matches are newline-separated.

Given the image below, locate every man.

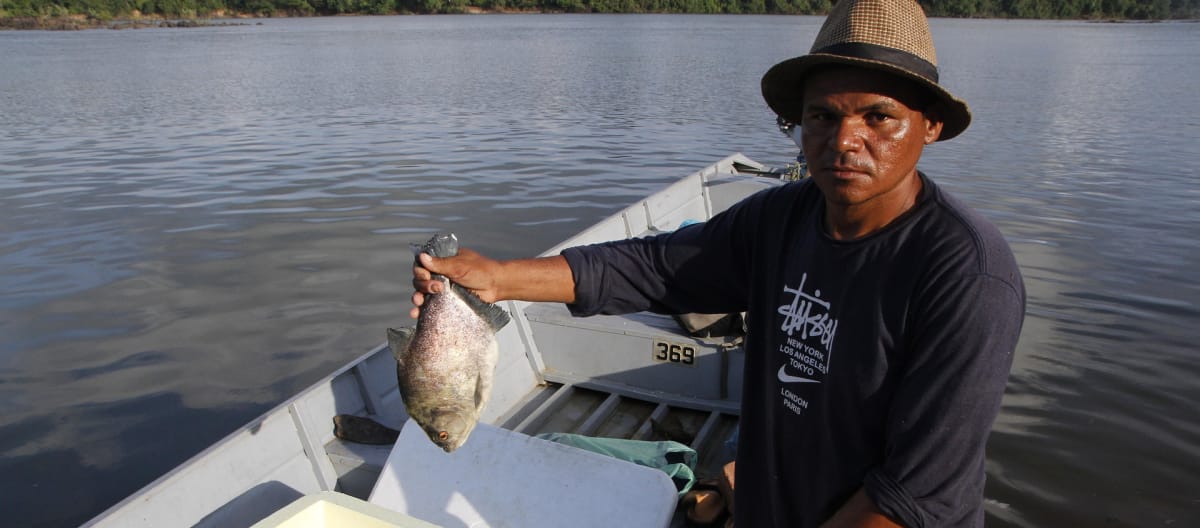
left=410, top=1, right=1025, bottom=526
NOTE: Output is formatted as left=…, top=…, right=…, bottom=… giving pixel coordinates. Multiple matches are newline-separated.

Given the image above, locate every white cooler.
left=368, top=421, right=679, bottom=528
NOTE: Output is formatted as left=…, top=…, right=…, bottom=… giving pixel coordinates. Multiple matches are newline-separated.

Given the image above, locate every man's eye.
left=866, top=112, right=892, bottom=124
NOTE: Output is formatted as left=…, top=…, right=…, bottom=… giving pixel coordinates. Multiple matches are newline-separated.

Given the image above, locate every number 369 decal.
left=652, top=340, right=698, bottom=367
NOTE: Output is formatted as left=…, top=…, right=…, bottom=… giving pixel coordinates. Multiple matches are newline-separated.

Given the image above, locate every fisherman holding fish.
left=410, top=1, right=1025, bottom=527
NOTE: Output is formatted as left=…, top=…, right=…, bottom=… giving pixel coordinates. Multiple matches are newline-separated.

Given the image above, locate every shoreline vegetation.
left=2, top=0, right=1198, bottom=29
left=0, top=13, right=257, bottom=28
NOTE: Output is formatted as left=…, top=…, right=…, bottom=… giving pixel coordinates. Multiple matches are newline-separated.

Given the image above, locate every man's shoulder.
left=914, top=178, right=1023, bottom=284
left=723, top=178, right=820, bottom=225
left=738, top=177, right=818, bottom=206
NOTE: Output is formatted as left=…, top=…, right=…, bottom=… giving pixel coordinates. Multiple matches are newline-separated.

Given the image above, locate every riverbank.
left=0, top=8, right=564, bottom=30
left=0, top=14, right=258, bottom=30
left=5, top=12, right=1196, bottom=30
left=3, top=0, right=1197, bottom=29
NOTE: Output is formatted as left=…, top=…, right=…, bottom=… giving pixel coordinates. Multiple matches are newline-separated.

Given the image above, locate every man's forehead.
left=801, top=66, right=930, bottom=108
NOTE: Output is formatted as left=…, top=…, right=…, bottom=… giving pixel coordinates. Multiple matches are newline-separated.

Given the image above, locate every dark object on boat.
left=650, top=416, right=694, bottom=444
left=333, top=414, right=400, bottom=445
left=672, top=312, right=746, bottom=338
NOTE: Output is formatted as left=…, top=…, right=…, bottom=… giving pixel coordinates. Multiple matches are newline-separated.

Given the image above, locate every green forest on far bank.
left=2, top=0, right=1197, bottom=25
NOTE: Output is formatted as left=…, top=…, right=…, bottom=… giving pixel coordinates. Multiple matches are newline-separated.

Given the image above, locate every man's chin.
left=812, top=174, right=870, bottom=202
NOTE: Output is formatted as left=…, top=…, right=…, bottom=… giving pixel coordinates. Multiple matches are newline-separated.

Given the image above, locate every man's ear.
left=923, top=103, right=945, bottom=144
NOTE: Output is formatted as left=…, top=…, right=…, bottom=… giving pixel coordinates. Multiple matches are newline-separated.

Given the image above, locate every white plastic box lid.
left=369, top=421, right=678, bottom=528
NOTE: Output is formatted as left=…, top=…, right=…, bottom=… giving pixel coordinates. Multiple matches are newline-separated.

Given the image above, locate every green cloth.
left=535, top=432, right=697, bottom=496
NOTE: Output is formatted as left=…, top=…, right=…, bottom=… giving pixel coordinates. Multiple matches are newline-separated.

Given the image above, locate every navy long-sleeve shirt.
left=562, top=175, right=1025, bottom=527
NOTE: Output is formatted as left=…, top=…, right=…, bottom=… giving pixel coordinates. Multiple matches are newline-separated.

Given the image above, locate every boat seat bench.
left=326, top=435, right=393, bottom=499
left=524, top=302, right=745, bottom=407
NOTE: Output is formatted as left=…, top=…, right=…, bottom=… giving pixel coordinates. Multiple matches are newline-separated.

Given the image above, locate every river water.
left=1, top=14, right=1197, bottom=528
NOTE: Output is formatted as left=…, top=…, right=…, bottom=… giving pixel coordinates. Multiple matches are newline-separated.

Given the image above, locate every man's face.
left=799, top=67, right=943, bottom=210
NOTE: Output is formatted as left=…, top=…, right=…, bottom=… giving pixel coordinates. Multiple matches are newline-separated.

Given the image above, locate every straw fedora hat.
left=761, top=0, right=972, bottom=141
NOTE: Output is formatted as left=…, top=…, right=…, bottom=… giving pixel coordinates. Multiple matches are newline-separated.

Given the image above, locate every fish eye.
left=438, top=431, right=449, bottom=440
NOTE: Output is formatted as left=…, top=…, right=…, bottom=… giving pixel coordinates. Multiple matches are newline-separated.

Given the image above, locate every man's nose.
left=831, top=118, right=865, bottom=152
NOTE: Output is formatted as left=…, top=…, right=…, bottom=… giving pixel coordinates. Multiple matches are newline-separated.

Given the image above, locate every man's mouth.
left=827, top=165, right=870, bottom=178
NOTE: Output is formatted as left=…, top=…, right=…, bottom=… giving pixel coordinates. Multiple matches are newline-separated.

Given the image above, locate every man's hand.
left=820, top=488, right=903, bottom=528
left=410, top=249, right=576, bottom=319
left=410, top=249, right=504, bottom=318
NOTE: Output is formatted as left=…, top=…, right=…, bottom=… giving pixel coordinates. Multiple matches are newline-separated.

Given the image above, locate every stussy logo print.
left=776, top=273, right=838, bottom=415
left=778, top=272, right=838, bottom=350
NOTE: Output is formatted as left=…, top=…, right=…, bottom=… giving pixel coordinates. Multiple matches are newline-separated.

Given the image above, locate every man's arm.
left=821, top=488, right=904, bottom=528
left=865, top=274, right=1024, bottom=525
left=410, top=250, right=575, bottom=318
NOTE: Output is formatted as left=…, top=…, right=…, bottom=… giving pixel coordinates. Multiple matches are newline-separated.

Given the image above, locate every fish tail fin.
left=420, top=233, right=460, bottom=258
left=414, top=233, right=460, bottom=283
left=451, top=283, right=512, bottom=332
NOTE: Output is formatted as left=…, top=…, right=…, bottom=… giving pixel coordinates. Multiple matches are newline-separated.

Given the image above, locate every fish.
left=387, top=233, right=511, bottom=453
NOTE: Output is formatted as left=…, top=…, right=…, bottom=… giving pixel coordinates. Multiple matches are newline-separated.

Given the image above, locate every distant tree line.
left=2, top=0, right=1196, bottom=23
left=922, top=0, right=1197, bottom=18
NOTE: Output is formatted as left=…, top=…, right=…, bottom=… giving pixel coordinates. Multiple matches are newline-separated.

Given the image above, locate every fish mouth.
left=434, top=434, right=465, bottom=453
left=424, top=428, right=457, bottom=452
left=434, top=430, right=456, bottom=452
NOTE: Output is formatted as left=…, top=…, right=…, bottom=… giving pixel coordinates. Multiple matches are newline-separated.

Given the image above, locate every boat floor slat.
left=690, top=411, right=723, bottom=451
left=542, top=372, right=740, bottom=415
left=512, top=384, right=576, bottom=434
left=576, top=393, right=622, bottom=436
left=499, top=381, right=738, bottom=481
left=633, top=403, right=671, bottom=441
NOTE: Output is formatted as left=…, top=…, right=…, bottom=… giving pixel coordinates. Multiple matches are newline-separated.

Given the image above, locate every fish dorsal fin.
left=386, top=327, right=415, bottom=366
left=451, top=282, right=512, bottom=332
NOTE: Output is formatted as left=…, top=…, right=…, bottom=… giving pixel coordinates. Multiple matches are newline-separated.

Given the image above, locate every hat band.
left=813, top=42, right=939, bottom=83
